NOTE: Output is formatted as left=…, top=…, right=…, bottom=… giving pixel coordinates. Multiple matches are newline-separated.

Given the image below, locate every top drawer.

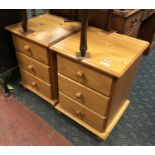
left=113, top=10, right=143, bottom=33
left=124, top=11, right=143, bottom=32
left=12, top=34, right=49, bottom=65
left=57, top=55, right=113, bottom=97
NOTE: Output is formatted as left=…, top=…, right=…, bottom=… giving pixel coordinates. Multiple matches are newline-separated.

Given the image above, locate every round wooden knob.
left=28, top=65, right=34, bottom=70
left=24, top=45, right=30, bottom=51
left=75, top=110, right=81, bottom=115
left=31, top=82, right=37, bottom=87
left=76, top=71, right=84, bottom=78
left=75, top=110, right=85, bottom=119
left=75, top=92, right=83, bottom=99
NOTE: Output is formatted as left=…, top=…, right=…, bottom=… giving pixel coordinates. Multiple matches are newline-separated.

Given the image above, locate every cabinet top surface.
left=5, top=13, right=81, bottom=47
left=50, top=27, right=149, bottom=78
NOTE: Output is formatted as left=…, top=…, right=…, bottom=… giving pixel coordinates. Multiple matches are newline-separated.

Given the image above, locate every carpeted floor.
left=8, top=46, right=155, bottom=146
left=0, top=91, right=71, bottom=146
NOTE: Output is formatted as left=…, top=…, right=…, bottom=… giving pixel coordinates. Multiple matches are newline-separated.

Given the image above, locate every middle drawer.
left=58, top=73, right=110, bottom=116
left=17, top=52, right=51, bottom=83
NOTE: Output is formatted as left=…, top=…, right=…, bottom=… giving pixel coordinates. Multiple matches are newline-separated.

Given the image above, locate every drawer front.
left=57, top=55, right=113, bottom=97
left=125, top=23, right=140, bottom=38
left=20, top=69, right=52, bottom=99
left=17, top=52, right=51, bottom=83
left=58, top=73, right=109, bottom=116
left=124, top=10, right=143, bottom=32
left=12, top=34, right=49, bottom=65
left=59, top=92, right=106, bottom=132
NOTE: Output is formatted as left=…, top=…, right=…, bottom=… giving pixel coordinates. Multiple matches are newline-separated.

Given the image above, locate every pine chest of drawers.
left=6, top=13, right=80, bottom=105
left=50, top=27, right=149, bottom=139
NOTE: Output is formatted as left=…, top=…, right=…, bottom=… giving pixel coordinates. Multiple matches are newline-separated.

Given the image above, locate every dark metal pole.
left=105, top=9, right=113, bottom=31
left=80, top=10, right=89, bottom=57
left=21, top=9, right=27, bottom=32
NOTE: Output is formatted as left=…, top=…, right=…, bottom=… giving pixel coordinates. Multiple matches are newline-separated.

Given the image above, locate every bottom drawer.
left=59, top=92, right=106, bottom=132
left=20, top=69, right=53, bottom=99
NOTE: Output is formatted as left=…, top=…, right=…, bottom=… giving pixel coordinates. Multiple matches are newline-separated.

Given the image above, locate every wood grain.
left=51, top=26, right=149, bottom=78
left=125, top=23, right=141, bottom=38
left=56, top=99, right=130, bottom=140
left=113, top=10, right=143, bottom=33
left=20, top=69, right=53, bottom=99
left=59, top=92, right=107, bottom=132
left=58, top=73, right=110, bottom=116
left=12, top=35, right=50, bottom=65
left=17, top=52, right=51, bottom=83
left=106, top=57, right=141, bottom=128
left=57, top=54, right=113, bottom=96
left=20, top=81, right=58, bottom=106
left=6, top=13, right=81, bottom=47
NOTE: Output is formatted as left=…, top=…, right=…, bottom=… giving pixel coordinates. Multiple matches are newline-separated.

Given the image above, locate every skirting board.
left=55, top=100, right=130, bottom=140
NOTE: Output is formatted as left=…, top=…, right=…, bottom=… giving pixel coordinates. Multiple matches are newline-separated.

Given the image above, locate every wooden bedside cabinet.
left=6, top=13, right=80, bottom=105
left=50, top=27, right=149, bottom=140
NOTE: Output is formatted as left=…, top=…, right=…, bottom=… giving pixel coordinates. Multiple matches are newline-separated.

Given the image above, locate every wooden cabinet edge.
left=19, top=81, right=58, bottom=106
left=55, top=100, right=130, bottom=140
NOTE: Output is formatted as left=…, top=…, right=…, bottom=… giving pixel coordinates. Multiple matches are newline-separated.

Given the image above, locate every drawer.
left=124, top=10, right=143, bottom=32
left=17, top=52, right=51, bottom=83
left=59, top=92, right=106, bottom=132
left=58, top=73, right=110, bottom=116
left=57, top=55, right=113, bottom=97
left=12, top=34, right=49, bottom=65
left=125, top=23, right=140, bottom=38
left=20, top=69, right=52, bottom=99
left=113, top=10, right=143, bottom=33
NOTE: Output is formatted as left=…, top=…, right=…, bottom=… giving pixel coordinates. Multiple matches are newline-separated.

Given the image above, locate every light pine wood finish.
left=51, top=27, right=149, bottom=78
left=12, top=35, right=50, bottom=65
left=20, top=69, right=52, bottom=99
left=5, top=13, right=81, bottom=47
left=58, top=73, right=110, bottom=116
left=20, top=81, right=58, bottom=106
left=17, top=52, right=51, bottom=83
left=56, top=100, right=130, bottom=140
left=51, top=26, right=149, bottom=140
left=6, top=13, right=81, bottom=103
left=57, top=54, right=113, bottom=96
left=105, top=58, right=141, bottom=128
left=59, top=92, right=107, bottom=132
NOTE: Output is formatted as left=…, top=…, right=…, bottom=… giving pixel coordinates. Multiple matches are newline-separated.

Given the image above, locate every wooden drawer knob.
left=75, top=110, right=85, bottom=119
left=76, top=71, right=84, bottom=78
left=31, top=82, right=37, bottom=87
left=28, top=65, right=34, bottom=70
left=24, top=45, right=31, bottom=51
left=75, top=92, right=83, bottom=99
left=75, top=110, right=81, bottom=115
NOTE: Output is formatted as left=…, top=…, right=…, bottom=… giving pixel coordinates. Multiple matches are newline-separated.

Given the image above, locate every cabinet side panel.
left=106, top=57, right=141, bottom=129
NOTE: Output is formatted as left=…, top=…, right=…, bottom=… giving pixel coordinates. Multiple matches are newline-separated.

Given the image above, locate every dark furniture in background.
left=138, top=13, right=155, bottom=54
left=0, top=10, right=21, bottom=77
